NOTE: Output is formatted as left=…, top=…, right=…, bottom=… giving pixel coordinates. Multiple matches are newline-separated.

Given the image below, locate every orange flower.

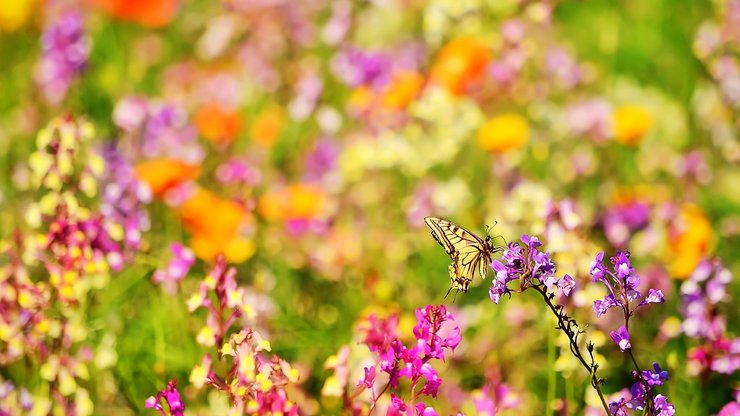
left=612, top=105, right=652, bottom=145
left=134, top=158, right=200, bottom=197
left=380, top=71, right=425, bottom=110
left=195, top=103, right=241, bottom=144
left=180, top=188, right=254, bottom=262
left=257, top=184, right=327, bottom=222
left=476, top=114, right=530, bottom=152
left=430, top=37, right=491, bottom=95
left=251, top=106, right=283, bottom=148
left=284, top=184, right=326, bottom=220
left=90, top=0, right=179, bottom=27
left=667, top=204, right=713, bottom=279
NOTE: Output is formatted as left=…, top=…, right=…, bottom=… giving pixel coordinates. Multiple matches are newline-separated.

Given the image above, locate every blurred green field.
left=0, top=0, right=738, bottom=415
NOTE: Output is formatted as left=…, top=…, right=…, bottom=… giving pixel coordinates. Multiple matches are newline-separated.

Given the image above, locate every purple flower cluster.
left=681, top=259, right=739, bottom=375
left=590, top=251, right=675, bottom=415
left=331, top=47, right=393, bottom=89
left=145, top=379, right=184, bottom=416
left=113, top=96, right=203, bottom=164
left=303, top=138, right=340, bottom=182
left=608, top=363, right=674, bottom=416
left=100, top=145, right=152, bottom=252
left=602, top=201, right=651, bottom=249
left=590, top=251, right=664, bottom=319
left=489, top=235, right=565, bottom=304
left=36, top=13, right=90, bottom=105
left=355, top=305, right=461, bottom=415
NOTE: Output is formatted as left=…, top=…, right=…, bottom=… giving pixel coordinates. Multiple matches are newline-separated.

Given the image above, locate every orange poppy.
left=251, top=106, right=283, bottom=148
left=89, top=0, right=179, bottom=28
left=180, top=188, right=254, bottom=262
left=430, top=37, right=491, bottom=95
left=134, top=158, right=200, bottom=197
left=380, top=71, right=425, bottom=110
left=195, top=103, right=241, bottom=144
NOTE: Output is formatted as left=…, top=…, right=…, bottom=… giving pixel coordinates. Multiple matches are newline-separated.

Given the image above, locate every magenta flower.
left=152, top=243, right=195, bottom=293
left=611, top=326, right=632, bottom=352
left=145, top=379, right=185, bottom=416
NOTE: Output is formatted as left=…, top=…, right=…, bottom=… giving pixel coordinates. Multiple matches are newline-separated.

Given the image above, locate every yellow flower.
left=667, top=204, right=713, bottom=279
left=0, top=0, right=36, bottom=32
left=612, top=105, right=652, bottom=145
left=476, top=114, right=530, bottom=152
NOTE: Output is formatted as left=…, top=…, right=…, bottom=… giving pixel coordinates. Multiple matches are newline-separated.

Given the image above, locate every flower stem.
left=533, top=285, right=611, bottom=415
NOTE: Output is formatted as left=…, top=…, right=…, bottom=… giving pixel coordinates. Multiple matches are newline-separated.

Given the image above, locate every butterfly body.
left=424, top=216, right=502, bottom=297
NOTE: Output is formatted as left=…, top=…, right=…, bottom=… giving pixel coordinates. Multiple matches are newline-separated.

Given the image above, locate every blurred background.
left=0, top=0, right=738, bottom=414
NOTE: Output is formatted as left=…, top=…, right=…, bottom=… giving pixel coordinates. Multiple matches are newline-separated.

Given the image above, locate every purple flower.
left=653, top=394, right=675, bottom=415
left=642, top=362, right=669, bottom=387
left=610, top=326, right=631, bottom=352
left=303, top=138, right=340, bottom=182
left=145, top=379, right=185, bottom=416
left=558, top=274, right=576, bottom=296
left=36, top=12, right=90, bottom=105
left=641, top=289, right=665, bottom=305
left=590, top=252, right=607, bottom=282
left=593, top=294, right=618, bottom=317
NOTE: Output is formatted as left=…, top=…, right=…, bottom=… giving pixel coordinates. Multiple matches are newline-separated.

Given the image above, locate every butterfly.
left=424, top=216, right=503, bottom=299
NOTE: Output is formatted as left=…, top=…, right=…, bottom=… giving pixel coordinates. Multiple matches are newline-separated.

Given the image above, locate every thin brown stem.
left=534, top=285, right=611, bottom=415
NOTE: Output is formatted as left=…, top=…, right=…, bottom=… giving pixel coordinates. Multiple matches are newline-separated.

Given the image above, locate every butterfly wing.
left=424, top=217, right=492, bottom=295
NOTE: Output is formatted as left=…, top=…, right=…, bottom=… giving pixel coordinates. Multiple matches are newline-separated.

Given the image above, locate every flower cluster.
left=166, top=256, right=300, bottom=414
left=99, top=145, right=152, bottom=253
left=681, top=259, right=739, bottom=376
left=489, top=235, right=565, bottom=304
left=607, top=363, right=674, bottom=416
left=36, top=12, right=90, bottom=105
left=589, top=251, right=674, bottom=415
left=602, top=201, right=651, bottom=249
left=324, top=305, right=461, bottom=415
left=590, top=251, right=665, bottom=319
left=113, top=96, right=203, bottom=167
